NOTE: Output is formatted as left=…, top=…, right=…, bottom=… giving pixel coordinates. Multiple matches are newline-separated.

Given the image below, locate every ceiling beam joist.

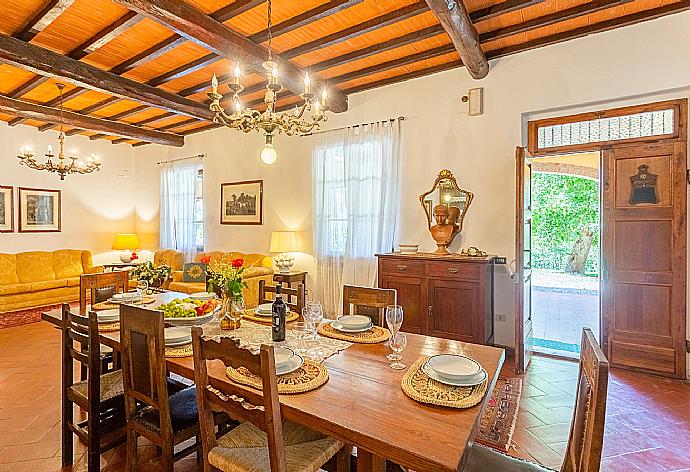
left=70, top=11, right=143, bottom=60
left=113, top=0, right=348, bottom=112
left=0, top=35, right=213, bottom=121
left=211, top=0, right=266, bottom=23
left=424, top=0, right=488, bottom=79
left=469, top=0, right=543, bottom=23
left=15, top=0, right=75, bottom=42
left=0, top=94, right=184, bottom=146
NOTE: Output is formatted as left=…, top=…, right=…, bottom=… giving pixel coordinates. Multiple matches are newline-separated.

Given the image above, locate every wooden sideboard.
left=376, top=253, right=495, bottom=345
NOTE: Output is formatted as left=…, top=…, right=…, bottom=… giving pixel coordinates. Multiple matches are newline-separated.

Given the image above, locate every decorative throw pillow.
left=182, top=262, right=207, bottom=283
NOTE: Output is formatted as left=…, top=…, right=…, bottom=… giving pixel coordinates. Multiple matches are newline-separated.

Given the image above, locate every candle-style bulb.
left=234, top=63, right=241, bottom=78
left=272, top=66, right=278, bottom=79
left=234, top=99, right=242, bottom=113
left=48, top=145, right=53, bottom=154
left=211, top=73, right=219, bottom=94
left=304, top=72, right=311, bottom=93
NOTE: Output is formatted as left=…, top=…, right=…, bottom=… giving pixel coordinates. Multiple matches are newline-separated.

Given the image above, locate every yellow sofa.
left=168, top=251, right=273, bottom=308
left=0, top=250, right=102, bottom=313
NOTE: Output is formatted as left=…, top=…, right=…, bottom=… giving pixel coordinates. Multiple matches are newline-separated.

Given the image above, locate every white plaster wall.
left=0, top=123, right=137, bottom=265
left=133, top=12, right=690, bottom=361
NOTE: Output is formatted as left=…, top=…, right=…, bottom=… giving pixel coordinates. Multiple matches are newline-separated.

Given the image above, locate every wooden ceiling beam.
left=156, top=117, right=198, bottom=131
left=0, top=35, right=213, bottom=121
left=113, top=0, right=348, bottom=113
left=147, top=53, right=220, bottom=87
left=133, top=111, right=176, bottom=126
left=15, top=0, right=75, bottom=42
left=110, top=35, right=185, bottom=75
left=0, top=94, right=183, bottom=146
left=69, top=11, right=143, bottom=60
left=343, top=60, right=462, bottom=95
left=424, top=0, right=488, bottom=79
left=108, top=104, right=148, bottom=120
left=89, top=133, right=108, bottom=140
left=78, top=96, right=121, bottom=114
left=469, top=0, right=543, bottom=22
left=211, top=0, right=266, bottom=23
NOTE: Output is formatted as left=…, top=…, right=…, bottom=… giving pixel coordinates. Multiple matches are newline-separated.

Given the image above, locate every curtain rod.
left=304, top=116, right=405, bottom=136
left=156, top=153, right=205, bottom=165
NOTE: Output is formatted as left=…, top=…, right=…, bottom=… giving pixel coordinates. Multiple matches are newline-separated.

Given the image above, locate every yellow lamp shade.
left=269, top=231, right=300, bottom=253
left=112, top=233, right=140, bottom=250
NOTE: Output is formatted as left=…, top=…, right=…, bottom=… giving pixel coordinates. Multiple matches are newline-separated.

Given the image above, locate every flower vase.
left=220, top=292, right=245, bottom=330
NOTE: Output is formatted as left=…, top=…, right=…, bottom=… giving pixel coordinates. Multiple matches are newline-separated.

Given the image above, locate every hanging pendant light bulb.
left=260, top=134, right=277, bottom=164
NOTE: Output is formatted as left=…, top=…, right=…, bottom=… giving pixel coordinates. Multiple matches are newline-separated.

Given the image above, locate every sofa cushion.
left=242, top=267, right=273, bottom=278
left=0, top=254, right=19, bottom=285
left=182, top=262, right=207, bottom=283
left=16, top=252, right=56, bottom=283
left=53, top=250, right=85, bottom=279
left=168, top=281, right=206, bottom=295
left=31, top=279, right=68, bottom=291
left=154, top=250, right=184, bottom=272
left=0, top=283, right=32, bottom=296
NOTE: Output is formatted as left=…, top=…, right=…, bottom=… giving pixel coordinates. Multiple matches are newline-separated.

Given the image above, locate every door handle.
left=448, top=267, right=459, bottom=274
left=427, top=306, right=432, bottom=317
left=601, top=257, right=609, bottom=282
left=397, top=265, right=407, bottom=271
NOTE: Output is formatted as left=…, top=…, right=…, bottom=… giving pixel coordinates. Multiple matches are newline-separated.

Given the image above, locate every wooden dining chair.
left=258, top=280, right=306, bottom=313
left=61, top=303, right=126, bottom=471
left=79, top=271, right=129, bottom=315
left=463, top=328, right=609, bottom=472
left=342, top=285, right=396, bottom=326
left=192, top=328, right=352, bottom=472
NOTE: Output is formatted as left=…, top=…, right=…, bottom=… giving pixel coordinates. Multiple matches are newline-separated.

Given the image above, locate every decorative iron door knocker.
left=629, top=164, right=659, bottom=205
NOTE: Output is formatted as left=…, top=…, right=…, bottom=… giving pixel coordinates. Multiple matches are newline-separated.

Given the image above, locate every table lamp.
left=269, top=231, right=300, bottom=273
left=112, top=233, right=140, bottom=263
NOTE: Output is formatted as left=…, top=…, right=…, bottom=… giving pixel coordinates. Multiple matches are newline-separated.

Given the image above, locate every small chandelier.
left=17, top=83, right=101, bottom=180
left=207, top=0, right=329, bottom=164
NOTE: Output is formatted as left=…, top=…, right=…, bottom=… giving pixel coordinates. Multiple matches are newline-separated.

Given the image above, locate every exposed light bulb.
left=234, top=63, right=241, bottom=78
left=304, top=72, right=311, bottom=94
left=234, top=99, right=242, bottom=113
left=260, top=135, right=277, bottom=164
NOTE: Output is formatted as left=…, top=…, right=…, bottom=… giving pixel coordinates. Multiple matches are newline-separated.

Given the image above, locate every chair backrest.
left=561, top=328, right=609, bottom=472
left=79, top=271, right=129, bottom=315
left=258, top=280, right=305, bottom=314
left=192, top=328, right=287, bottom=472
left=119, top=304, right=173, bottom=440
left=61, top=303, right=102, bottom=409
left=342, top=285, right=397, bottom=326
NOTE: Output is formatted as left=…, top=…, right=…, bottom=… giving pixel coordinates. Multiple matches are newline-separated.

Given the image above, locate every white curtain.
left=312, top=120, right=401, bottom=317
left=160, top=158, right=202, bottom=262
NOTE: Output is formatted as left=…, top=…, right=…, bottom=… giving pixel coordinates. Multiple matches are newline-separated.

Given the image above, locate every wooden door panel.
left=379, top=275, right=425, bottom=334
left=602, top=140, right=686, bottom=378
left=515, top=146, right=533, bottom=374
left=428, top=279, right=480, bottom=342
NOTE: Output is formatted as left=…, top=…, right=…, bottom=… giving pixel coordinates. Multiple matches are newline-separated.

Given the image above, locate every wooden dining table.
left=43, top=291, right=505, bottom=472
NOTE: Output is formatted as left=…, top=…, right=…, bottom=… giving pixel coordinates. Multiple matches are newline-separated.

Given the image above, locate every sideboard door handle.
left=448, top=267, right=459, bottom=274
left=397, top=265, right=407, bottom=271
left=427, top=306, right=433, bottom=317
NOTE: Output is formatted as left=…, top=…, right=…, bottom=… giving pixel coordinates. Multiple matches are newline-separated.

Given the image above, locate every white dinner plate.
left=337, top=315, right=372, bottom=330
left=165, top=338, right=192, bottom=347
left=421, top=362, right=487, bottom=387
left=276, top=354, right=304, bottom=376
left=165, top=327, right=192, bottom=344
left=191, top=292, right=216, bottom=300
left=330, top=320, right=374, bottom=333
left=274, top=347, right=295, bottom=367
left=111, top=292, right=140, bottom=301
left=256, top=303, right=273, bottom=314
left=96, top=309, right=120, bottom=323
left=253, top=308, right=273, bottom=317
left=426, top=354, right=482, bottom=381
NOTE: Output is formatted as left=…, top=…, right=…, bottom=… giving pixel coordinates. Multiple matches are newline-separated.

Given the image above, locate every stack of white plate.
left=191, top=292, right=216, bottom=301
left=164, top=327, right=192, bottom=346
left=96, top=309, right=120, bottom=324
left=331, top=315, right=373, bottom=333
left=274, top=346, right=303, bottom=375
left=109, top=292, right=142, bottom=304
left=422, top=354, right=487, bottom=387
left=253, top=303, right=273, bottom=317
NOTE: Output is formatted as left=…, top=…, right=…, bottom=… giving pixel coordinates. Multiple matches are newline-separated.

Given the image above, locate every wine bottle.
left=272, top=283, right=287, bottom=342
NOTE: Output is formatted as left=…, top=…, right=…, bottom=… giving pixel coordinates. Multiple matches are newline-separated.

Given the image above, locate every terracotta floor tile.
left=622, top=448, right=690, bottom=472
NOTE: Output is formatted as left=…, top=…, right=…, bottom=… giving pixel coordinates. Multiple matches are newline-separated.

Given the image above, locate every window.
left=194, top=168, right=204, bottom=252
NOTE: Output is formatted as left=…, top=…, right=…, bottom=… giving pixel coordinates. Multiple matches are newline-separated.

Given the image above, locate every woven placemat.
left=92, top=296, right=156, bottom=311
left=165, top=343, right=193, bottom=358
left=98, top=322, right=120, bottom=333
left=317, top=322, right=391, bottom=344
left=401, top=356, right=488, bottom=409
left=226, top=360, right=328, bottom=394
left=242, top=309, right=299, bottom=325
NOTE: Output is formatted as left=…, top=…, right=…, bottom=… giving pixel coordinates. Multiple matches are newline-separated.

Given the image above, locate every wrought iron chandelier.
left=207, top=0, right=330, bottom=164
left=17, top=83, right=101, bottom=180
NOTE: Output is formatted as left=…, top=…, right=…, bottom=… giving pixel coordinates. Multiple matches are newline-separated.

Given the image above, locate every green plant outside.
left=532, top=172, right=600, bottom=274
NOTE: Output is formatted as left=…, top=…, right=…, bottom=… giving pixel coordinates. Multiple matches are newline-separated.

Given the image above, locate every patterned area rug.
left=475, top=377, right=523, bottom=452
left=0, top=301, right=79, bottom=329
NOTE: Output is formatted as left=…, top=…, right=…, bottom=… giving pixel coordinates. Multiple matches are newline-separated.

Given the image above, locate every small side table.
left=103, top=263, right=139, bottom=272
left=273, top=271, right=307, bottom=290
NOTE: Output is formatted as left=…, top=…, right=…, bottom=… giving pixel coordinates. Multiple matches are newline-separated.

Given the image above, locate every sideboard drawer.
left=380, top=259, right=426, bottom=276
left=428, top=261, right=480, bottom=280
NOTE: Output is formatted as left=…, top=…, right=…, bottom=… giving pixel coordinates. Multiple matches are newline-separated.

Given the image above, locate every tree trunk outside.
left=565, top=227, right=594, bottom=274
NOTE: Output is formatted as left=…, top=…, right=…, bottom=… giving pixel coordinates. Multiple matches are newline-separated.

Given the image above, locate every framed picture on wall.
left=18, top=187, right=61, bottom=233
left=220, top=180, right=263, bottom=225
left=0, top=186, right=13, bottom=233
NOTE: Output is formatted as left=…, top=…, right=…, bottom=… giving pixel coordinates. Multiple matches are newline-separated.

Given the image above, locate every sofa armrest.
left=86, top=265, right=104, bottom=274
left=242, top=266, right=274, bottom=279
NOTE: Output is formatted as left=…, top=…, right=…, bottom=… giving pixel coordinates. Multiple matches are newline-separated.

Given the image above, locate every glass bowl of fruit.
left=158, top=297, right=220, bottom=326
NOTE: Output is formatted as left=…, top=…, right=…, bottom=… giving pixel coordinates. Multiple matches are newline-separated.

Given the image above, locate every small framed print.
left=18, top=187, right=61, bottom=233
left=220, top=180, right=263, bottom=225
left=0, top=186, right=13, bottom=233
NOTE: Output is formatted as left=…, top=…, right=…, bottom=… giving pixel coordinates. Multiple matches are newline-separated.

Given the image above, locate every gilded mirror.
left=419, top=169, right=474, bottom=254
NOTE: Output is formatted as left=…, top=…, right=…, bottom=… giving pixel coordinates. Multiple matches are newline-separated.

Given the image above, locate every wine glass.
left=306, top=301, right=323, bottom=337
left=385, top=305, right=403, bottom=360
left=136, top=279, right=149, bottom=299
left=389, top=333, right=407, bottom=370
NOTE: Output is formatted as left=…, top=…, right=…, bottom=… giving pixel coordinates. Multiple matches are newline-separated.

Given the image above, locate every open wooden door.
left=601, top=141, right=687, bottom=378
left=515, top=147, right=534, bottom=374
